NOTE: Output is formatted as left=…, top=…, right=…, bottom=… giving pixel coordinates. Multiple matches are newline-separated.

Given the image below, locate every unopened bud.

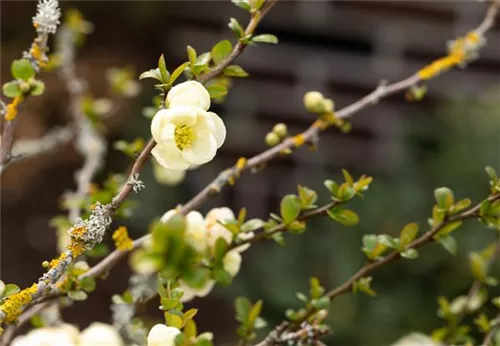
left=273, top=123, right=288, bottom=138
left=323, top=99, right=335, bottom=113
left=265, top=132, right=280, bottom=147
left=303, top=91, right=324, bottom=113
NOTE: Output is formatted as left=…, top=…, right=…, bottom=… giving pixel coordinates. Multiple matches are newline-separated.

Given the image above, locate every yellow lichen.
left=293, top=134, right=306, bottom=148
left=0, top=283, right=38, bottom=323
left=5, top=96, right=23, bottom=121
left=112, top=226, right=133, bottom=251
left=235, top=157, right=247, bottom=172
left=417, top=30, right=482, bottom=80
left=68, top=239, right=86, bottom=257
left=49, top=252, right=67, bottom=269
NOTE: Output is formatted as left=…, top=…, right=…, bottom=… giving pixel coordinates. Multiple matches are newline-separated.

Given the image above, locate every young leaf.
left=434, top=187, right=454, bottom=210
left=223, top=65, right=249, bottom=77
left=186, top=46, right=197, bottom=68
left=165, top=311, right=183, bottom=329
left=212, top=40, right=233, bottom=65
left=399, top=223, right=419, bottom=248
left=438, top=235, right=458, bottom=255
left=12, top=59, right=35, bottom=81
left=169, top=62, right=190, bottom=85
left=30, top=80, right=45, bottom=96
left=68, top=290, right=88, bottom=301
left=2, top=284, right=20, bottom=297
left=2, top=81, right=21, bottom=98
left=206, top=84, right=228, bottom=98
left=158, top=54, right=170, bottom=82
left=234, top=297, right=252, bottom=324
left=326, top=208, right=359, bottom=227
left=342, top=169, right=354, bottom=185
left=400, top=248, right=419, bottom=259
left=252, top=34, right=278, bottom=44
left=228, top=18, right=244, bottom=38
left=469, top=253, right=487, bottom=281
left=232, top=0, right=251, bottom=11
left=241, top=219, right=265, bottom=233
left=280, top=194, right=301, bottom=224
left=139, top=68, right=162, bottom=81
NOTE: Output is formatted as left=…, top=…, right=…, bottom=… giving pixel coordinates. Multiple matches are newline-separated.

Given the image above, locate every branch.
left=482, top=312, right=500, bottom=346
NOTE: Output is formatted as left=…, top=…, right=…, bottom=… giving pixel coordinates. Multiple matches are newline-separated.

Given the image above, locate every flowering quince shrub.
left=1, top=1, right=500, bottom=346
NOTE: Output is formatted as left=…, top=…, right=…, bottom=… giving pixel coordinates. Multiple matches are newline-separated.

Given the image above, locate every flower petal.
left=208, top=112, right=226, bottom=148
left=163, top=106, right=198, bottom=127
left=152, top=144, right=190, bottom=170
left=193, top=109, right=216, bottom=134
left=160, top=123, right=175, bottom=142
left=167, top=81, right=211, bottom=111
left=151, top=109, right=169, bottom=143
left=182, top=133, right=218, bottom=165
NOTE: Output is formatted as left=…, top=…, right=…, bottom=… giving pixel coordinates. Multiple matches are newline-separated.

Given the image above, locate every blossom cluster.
left=11, top=321, right=186, bottom=346
left=161, top=207, right=253, bottom=302
left=151, top=81, right=226, bottom=182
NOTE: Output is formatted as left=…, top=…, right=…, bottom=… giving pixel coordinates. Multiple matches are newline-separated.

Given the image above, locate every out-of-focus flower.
left=223, top=250, right=242, bottom=277
left=204, top=207, right=235, bottom=247
left=179, top=280, right=216, bottom=303
left=79, top=322, right=124, bottom=346
left=147, top=324, right=180, bottom=346
left=151, top=81, right=225, bottom=170
left=11, top=324, right=79, bottom=346
left=303, top=91, right=325, bottom=113
left=153, top=160, right=186, bottom=186
left=161, top=210, right=206, bottom=252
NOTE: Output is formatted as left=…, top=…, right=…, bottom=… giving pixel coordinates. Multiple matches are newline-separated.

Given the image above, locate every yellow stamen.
left=174, top=125, right=195, bottom=150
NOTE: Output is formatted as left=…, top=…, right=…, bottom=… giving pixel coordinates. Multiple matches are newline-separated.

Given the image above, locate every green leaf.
left=2, top=284, right=20, bottom=297
left=309, top=277, right=325, bottom=298
left=252, top=34, right=278, bottom=44
left=212, top=40, right=233, bottom=65
left=139, top=68, right=162, bottom=81
left=235, top=296, right=252, bottom=324
left=232, top=0, right=251, bottom=11
left=30, top=80, right=45, bottom=96
left=342, top=169, right=354, bottom=185
left=187, top=46, right=197, bottom=68
left=85, top=243, right=109, bottom=258
left=485, top=166, right=498, bottom=183
left=196, top=52, right=212, bottom=66
left=68, top=290, right=88, bottom=301
left=287, top=220, right=306, bottom=234
left=469, top=252, right=487, bottom=281
left=2, top=81, right=21, bottom=98
left=249, top=0, right=266, bottom=11
left=158, top=54, right=170, bottom=82
left=254, top=316, right=267, bottom=329
left=326, top=207, right=359, bottom=227
left=311, top=296, right=330, bottom=309
left=79, top=277, right=96, bottom=292
left=206, top=84, right=228, bottom=98
left=241, top=219, right=265, bottom=232
left=213, top=237, right=228, bottom=263
left=280, top=194, right=301, bottom=224
left=214, top=268, right=232, bottom=286
left=12, top=59, right=35, bottom=81
left=228, top=18, right=244, bottom=38
left=399, top=222, right=419, bottom=248
left=449, top=198, right=471, bottom=214
left=438, top=235, right=458, bottom=255
left=165, top=311, right=183, bottom=329
left=400, top=248, right=419, bottom=259
left=223, top=65, right=249, bottom=78
left=297, top=185, right=317, bottom=209
left=435, top=220, right=463, bottom=238
left=354, top=277, right=376, bottom=297
left=169, top=62, right=189, bottom=85
left=183, top=308, right=198, bottom=323
left=248, top=299, right=263, bottom=327
left=434, top=187, right=454, bottom=210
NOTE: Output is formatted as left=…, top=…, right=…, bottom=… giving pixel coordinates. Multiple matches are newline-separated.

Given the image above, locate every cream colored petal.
left=182, top=133, right=218, bottom=165
left=153, top=163, right=186, bottom=186
left=152, top=144, right=190, bottom=170
left=79, top=323, right=123, bottom=346
left=160, top=209, right=177, bottom=223
left=195, top=280, right=216, bottom=297
left=207, top=112, right=226, bottom=148
left=147, top=324, right=180, bottom=346
left=160, top=123, right=176, bottom=143
left=193, top=109, right=216, bottom=133
left=223, top=250, right=242, bottom=277
left=185, top=211, right=207, bottom=252
left=164, top=106, right=198, bottom=127
left=167, top=81, right=211, bottom=111
left=151, top=109, right=169, bottom=143
left=233, top=231, right=254, bottom=253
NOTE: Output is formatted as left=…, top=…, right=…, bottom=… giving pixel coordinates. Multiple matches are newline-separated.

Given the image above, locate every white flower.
left=147, top=324, right=181, bottom=346
left=223, top=250, right=242, bottom=277
left=204, top=207, right=235, bottom=248
left=179, top=280, right=216, bottom=303
left=166, top=80, right=210, bottom=110
left=161, top=210, right=207, bottom=252
left=32, top=0, right=61, bottom=34
left=79, top=322, right=123, bottom=346
left=153, top=160, right=186, bottom=186
left=151, top=81, right=226, bottom=170
left=11, top=324, right=79, bottom=346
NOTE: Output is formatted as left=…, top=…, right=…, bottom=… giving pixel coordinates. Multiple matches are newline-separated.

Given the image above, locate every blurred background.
left=1, top=1, right=499, bottom=345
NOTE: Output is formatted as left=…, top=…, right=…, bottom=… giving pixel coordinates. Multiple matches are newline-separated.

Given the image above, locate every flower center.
left=174, top=125, right=195, bottom=150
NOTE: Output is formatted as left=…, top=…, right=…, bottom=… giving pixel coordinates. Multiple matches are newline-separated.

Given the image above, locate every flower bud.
left=323, top=99, right=335, bottom=113
left=265, top=132, right=280, bottom=147
left=303, top=91, right=324, bottom=113
left=273, top=123, right=288, bottom=138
